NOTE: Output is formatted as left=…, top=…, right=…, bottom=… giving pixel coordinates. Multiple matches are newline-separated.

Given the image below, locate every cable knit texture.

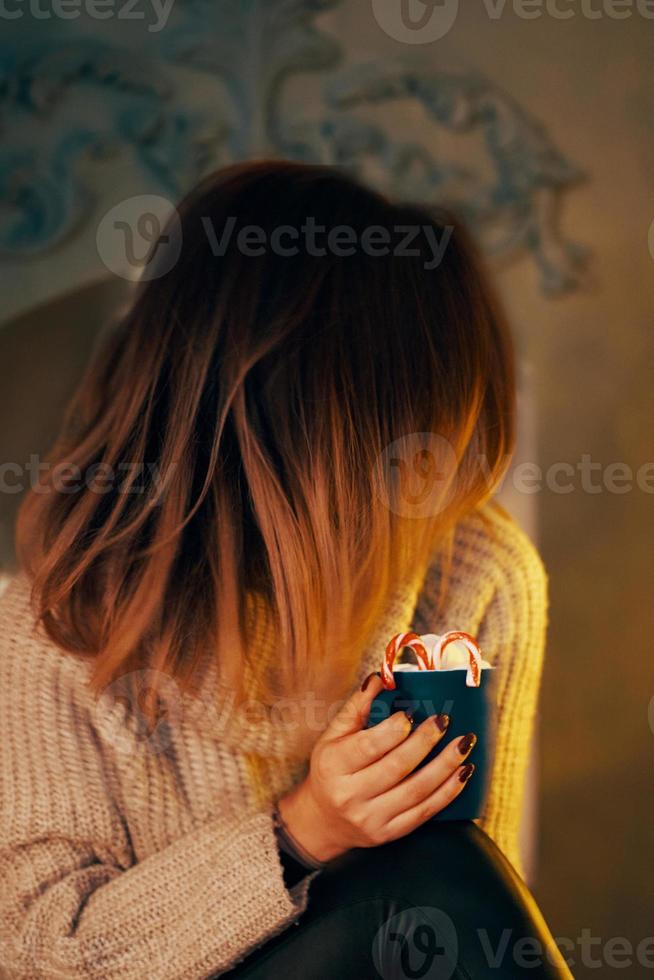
left=0, top=502, right=547, bottom=979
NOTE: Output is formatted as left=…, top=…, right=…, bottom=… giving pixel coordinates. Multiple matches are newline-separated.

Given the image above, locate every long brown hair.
left=17, top=161, right=515, bottom=711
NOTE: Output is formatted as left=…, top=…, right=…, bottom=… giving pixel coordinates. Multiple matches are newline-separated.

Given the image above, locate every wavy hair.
left=17, top=161, right=515, bottom=712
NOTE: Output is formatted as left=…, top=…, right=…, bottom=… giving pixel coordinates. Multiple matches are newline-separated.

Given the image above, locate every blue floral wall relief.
left=0, top=0, right=586, bottom=295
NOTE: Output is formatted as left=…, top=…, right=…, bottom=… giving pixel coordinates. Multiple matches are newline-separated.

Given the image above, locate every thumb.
left=323, top=671, right=384, bottom=741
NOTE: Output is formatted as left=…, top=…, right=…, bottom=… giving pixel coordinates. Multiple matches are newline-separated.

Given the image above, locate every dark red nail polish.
left=392, top=703, right=415, bottom=724
left=459, top=763, right=475, bottom=783
left=458, top=732, right=477, bottom=755
left=433, top=714, right=450, bottom=733
left=361, top=672, right=377, bottom=692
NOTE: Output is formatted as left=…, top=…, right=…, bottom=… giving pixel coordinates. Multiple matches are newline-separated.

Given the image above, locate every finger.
left=350, top=713, right=451, bottom=795
left=322, top=671, right=385, bottom=741
left=373, top=731, right=477, bottom=823
left=337, top=710, right=414, bottom=774
left=383, top=761, right=476, bottom=839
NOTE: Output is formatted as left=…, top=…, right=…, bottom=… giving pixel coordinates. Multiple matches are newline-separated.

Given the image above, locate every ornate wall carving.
left=1, top=0, right=586, bottom=294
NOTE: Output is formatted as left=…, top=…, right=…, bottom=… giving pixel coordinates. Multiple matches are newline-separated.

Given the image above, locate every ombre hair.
left=17, top=161, right=515, bottom=712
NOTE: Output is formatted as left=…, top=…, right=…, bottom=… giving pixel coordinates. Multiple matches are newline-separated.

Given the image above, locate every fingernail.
left=433, top=714, right=450, bottom=733
left=459, top=763, right=475, bottom=783
left=361, top=672, right=377, bottom=692
left=458, top=733, right=477, bottom=755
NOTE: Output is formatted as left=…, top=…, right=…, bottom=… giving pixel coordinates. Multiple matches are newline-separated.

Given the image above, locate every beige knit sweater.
left=0, top=503, right=547, bottom=979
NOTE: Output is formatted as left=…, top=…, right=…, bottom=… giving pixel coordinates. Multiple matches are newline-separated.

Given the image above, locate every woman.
left=0, top=162, right=568, bottom=978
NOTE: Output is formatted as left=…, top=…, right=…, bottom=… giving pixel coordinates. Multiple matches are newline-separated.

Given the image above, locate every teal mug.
left=366, top=666, right=497, bottom=820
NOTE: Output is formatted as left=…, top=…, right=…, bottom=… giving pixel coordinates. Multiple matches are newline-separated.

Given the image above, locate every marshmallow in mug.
left=382, top=630, right=491, bottom=689
left=398, top=634, right=492, bottom=671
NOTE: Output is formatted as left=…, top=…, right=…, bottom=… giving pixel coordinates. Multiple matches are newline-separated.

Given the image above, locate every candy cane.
left=432, top=631, right=483, bottom=688
left=381, top=632, right=431, bottom=690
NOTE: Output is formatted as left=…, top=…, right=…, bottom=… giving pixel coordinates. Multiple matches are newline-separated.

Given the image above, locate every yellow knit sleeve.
left=474, top=507, right=548, bottom=877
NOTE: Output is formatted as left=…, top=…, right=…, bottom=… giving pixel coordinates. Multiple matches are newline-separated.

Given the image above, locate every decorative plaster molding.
left=0, top=0, right=586, bottom=294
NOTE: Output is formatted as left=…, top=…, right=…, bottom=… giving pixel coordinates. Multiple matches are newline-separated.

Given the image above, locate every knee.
left=306, top=821, right=488, bottom=926
left=319, top=820, right=492, bottom=905
left=309, top=822, right=571, bottom=978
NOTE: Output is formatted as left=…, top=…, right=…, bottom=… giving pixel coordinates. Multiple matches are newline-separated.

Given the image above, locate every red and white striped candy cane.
left=432, top=631, right=483, bottom=687
left=381, top=632, right=431, bottom=690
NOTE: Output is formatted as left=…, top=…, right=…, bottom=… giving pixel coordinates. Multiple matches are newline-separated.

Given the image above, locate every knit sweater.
left=0, top=502, right=548, bottom=980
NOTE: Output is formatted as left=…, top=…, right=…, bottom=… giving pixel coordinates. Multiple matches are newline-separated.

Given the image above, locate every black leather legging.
left=223, top=821, right=573, bottom=979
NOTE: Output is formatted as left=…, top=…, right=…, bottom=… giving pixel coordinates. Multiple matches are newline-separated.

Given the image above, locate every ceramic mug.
left=366, top=665, right=497, bottom=821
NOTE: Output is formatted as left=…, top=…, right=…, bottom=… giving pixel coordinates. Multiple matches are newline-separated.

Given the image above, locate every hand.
left=277, top=673, right=476, bottom=863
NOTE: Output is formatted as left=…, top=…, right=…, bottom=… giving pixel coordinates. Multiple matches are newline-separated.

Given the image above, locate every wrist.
left=278, top=781, right=346, bottom=864
left=272, top=799, right=325, bottom=872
